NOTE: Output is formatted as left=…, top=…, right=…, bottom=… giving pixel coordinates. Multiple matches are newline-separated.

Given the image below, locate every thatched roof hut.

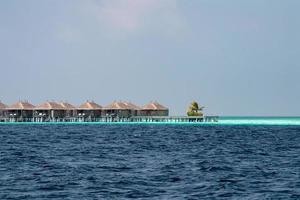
left=59, top=102, right=76, bottom=118
left=140, top=101, right=169, bottom=116
left=60, top=102, right=76, bottom=110
left=103, top=101, right=131, bottom=110
left=0, top=101, right=8, bottom=118
left=35, top=101, right=65, bottom=110
left=7, top=101, right=35, bottom=119
left=34, top=101, right=66, bottom=119
left=103, top=101, right=136, bottom=118
left=123, top=102, right=141, bottom=116
left=7, top=101, right=35, bottom=110
left=124, top=102, right=141, bottom=110
left=76, top=101, right=102, bottom=120
left=142, top=102, right=168, bottom=110
left=0, top=101, right=7, bottom=110
left=77, top=101, right=102, bottom=110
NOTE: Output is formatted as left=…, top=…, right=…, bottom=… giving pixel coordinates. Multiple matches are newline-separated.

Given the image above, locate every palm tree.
left=187, top=101, right=204, bottom=116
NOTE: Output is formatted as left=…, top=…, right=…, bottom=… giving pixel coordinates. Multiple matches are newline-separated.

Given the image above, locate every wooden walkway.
left=0, top=116, right=219, bottom=123
left=130, top=116, right=218, bottom=123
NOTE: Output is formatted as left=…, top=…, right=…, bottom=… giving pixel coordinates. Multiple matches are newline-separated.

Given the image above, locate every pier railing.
left=130, top=116, right=218, bottom=122
left=0, top=116, right=219, bottom=123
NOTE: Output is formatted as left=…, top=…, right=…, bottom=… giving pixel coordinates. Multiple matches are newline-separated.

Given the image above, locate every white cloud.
left=84, top=0, right=186, bottom=35
left=55, top=0, right=187, bottom=43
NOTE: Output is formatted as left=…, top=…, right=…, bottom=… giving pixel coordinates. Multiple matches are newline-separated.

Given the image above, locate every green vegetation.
left=187, top=101, right=204, bottom=116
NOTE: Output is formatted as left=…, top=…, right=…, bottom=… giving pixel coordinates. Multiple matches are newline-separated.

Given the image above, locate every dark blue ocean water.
left=0, top=125, right=300, bottom=199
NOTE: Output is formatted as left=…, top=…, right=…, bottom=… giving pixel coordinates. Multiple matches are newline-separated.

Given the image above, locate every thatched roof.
left=35, top=102, right=64, bottom=110
left=77, top=101, right=102, bottom=110
left=103, top=101, right=131, bottom=110
left=124, top=102, right=141, bottom=110
left=60, top=102, right=76, bottom=110
left=142, top=102, right=168, bottom=110
left=0, top=101, right=7, bottom=110
left=8, top=101, right=35, bottom=110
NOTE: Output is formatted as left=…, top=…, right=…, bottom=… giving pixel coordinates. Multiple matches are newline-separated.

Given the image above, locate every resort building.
left=140, top=102, right=169, bottom=116
left=0, top=101, right=8, bottom=121
left=7, top=101, right=35, bottom=122
left=76, top=101, right=102, bottom=121
left=124, top=102, right=141, bottom=116
left=34, top=101, right=65, bottom=122
left=0, top=100, right=215, bottom=123
left=0, top=100, right=218, bottom=123
left=60, top=102, right=76, bottom=118
left=103, top=101, right=134, bottom=118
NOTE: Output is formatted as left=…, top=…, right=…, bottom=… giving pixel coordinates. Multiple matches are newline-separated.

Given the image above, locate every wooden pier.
left=0, top=116, right=218, bottom=123
left=130, top=116, right=218, bottom=123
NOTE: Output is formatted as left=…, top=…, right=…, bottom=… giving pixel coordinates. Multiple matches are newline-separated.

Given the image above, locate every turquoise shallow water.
left=1, top=117, right=300, bottom=125
left=218, top=116, right=300, bottom=126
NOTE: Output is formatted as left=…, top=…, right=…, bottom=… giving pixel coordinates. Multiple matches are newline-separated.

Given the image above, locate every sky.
left=0, top=0, right=299, bottom=116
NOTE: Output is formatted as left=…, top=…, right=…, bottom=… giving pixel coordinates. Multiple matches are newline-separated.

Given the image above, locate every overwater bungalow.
left=60, top=102, right=76, bottom=118
left=0, top=100, right=219, bottom=123
left=76, top=101, right=102, bottom=121
left=124, top=102, right=141, bottom=116
left=34, top=101, right=65, bottom=122
left=0, top=101, right=8, bottom=121
left=140, top=102, right=169, bottom=116
left=7, top=101, right=35, bottom=122
left=103, top=101, right=133, bottom=118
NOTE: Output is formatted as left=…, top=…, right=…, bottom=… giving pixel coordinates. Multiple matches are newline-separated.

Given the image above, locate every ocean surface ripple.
left=0, top=125, right=300, bottom=199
